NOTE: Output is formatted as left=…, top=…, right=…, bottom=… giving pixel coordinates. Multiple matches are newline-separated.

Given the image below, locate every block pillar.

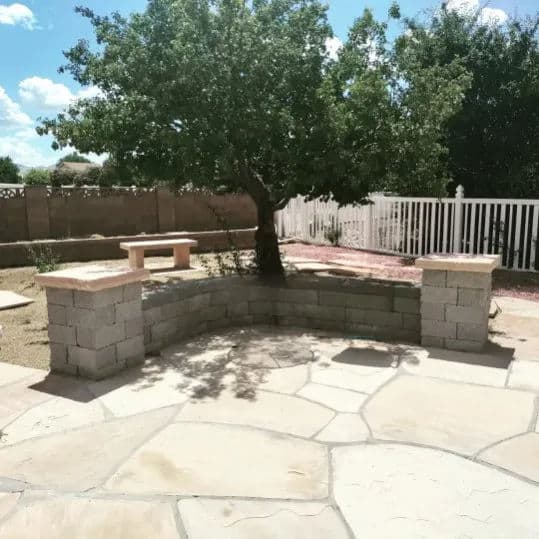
left=36, top=265, right=150, bottom=379
left=416, top=255, right=500, bottom=352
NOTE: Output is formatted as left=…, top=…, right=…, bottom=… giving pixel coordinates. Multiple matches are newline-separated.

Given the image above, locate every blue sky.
left=0, top=0, right=536, bottom=167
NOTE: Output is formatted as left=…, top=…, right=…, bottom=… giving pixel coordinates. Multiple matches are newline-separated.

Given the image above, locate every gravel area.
left=281, top=243, right=539, bottom=302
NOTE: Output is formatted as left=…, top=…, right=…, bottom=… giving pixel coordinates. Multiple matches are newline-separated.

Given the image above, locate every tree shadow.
left=30, top=327, right=317, bottom=404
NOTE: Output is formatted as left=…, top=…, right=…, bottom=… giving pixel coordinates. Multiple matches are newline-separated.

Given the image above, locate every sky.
left=0, top=0, right=536, bottom=168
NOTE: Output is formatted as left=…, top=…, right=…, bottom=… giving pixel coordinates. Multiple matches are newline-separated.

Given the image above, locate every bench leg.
left=128, top=249, right=145, bottom=269
left=173, top=247, right=190, bottom=269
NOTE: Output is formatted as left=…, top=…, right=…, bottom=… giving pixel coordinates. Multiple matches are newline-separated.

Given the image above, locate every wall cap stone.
left=416, top=254, right=500, bottom=273
left=36, top=265, right=150, bottom=292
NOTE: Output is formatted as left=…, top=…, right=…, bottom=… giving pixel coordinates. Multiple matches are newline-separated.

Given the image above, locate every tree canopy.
left=400, top=8, right=539, bottom=198
left=57, top=152, right=92, bottom=165
left=39, top=0, right=536, bottom=274
left=0, top=156, right=21, bottom=184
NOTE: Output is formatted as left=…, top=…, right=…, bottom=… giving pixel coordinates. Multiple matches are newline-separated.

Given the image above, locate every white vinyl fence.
left=276, top=186, right=539, bottom=272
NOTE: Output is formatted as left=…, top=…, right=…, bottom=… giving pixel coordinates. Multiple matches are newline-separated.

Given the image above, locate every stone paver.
left=315, top=413, right=370, bottom=443
left=259, top=364, right=309, bottom=394
left=1, top=323, right=538, bottom=538
left=0, top=493, right=19, bottom=520
left=1, top=393, right=105, bottom=446
left=0, top=497, right=179, bottom=539
left=0, top=378, right=51, bottom=430
left=364, top=376, right=535, bottom=455
left=480, top=433, right=539, bottom=482
left=298, top=383, right=367, bottom=412
left=177, top=390, right=333, bottom=437
left=333, top=444, right=539, bottom=539
left=0, top=363, right=39, bottom=388
left=507, top=360, right=539, bottom=392
left=310, top=346, right=397, bottom=394
left=179, top=498, right=349, bottom=538
left=106, top=422, right=328, bottom=499
left=88, top=359, right=190, bottom=417
left=400, top=348, right=507, bottom=387
left=0, top=407, right=175, bottom=490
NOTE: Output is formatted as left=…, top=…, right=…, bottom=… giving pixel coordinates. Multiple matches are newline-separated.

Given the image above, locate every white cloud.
left=19, top=77, right=102, bottom=110
left=446, top=0, right=508, bottom=26
left=0, top=3, right=36, bottom=30
left=0, top=132, right=106, bottom=167
left=325, top=37, right=343, bottom=61
left=0, top=136, right=49, bottom=167
left=0, top=86, right=32, bottom=127
left=478, top=7, right=508, bottom=25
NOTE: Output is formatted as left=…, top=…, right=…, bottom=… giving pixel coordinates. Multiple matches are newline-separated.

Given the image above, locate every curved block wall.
left=141, top=274, right=421, bottom=354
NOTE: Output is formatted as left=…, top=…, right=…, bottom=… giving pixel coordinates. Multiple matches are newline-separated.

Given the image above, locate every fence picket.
left=277, top=189, right=539, bottom=271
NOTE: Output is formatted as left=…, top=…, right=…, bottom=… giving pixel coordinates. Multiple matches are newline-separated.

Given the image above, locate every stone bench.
left=120, top=239, right=198, bottom=270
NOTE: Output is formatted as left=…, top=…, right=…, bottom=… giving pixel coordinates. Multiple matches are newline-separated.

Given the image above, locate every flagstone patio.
left=0, top=325, right=538, bottom=538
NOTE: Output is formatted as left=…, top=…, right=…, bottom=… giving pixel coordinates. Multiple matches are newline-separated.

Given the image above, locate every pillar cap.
left=416, top=254, right=501, bottom=273
left=35, top=265, right=150, bottom=291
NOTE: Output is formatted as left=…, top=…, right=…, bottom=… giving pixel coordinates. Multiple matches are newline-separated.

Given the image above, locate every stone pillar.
left=25, top=186, right=51, bottom=239
left=156, top=187, right=176, bottom=233
left=416, top=255, right=500, bottom=352
left=36, top=266, right=150, bottom=379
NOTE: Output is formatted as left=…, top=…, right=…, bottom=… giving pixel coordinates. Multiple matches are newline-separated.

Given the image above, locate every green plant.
left=324, top=218, right=342, bottom=246
left=25, top=168, right=51, bottom=186
left=0, top=156, right=21, bottom=183
left=27, top=245, right=61, bottom=273
left=199, top=203, right=257, bottom=277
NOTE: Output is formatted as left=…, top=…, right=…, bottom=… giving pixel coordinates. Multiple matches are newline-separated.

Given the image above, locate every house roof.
left=56, top=162, right=101, bottom=173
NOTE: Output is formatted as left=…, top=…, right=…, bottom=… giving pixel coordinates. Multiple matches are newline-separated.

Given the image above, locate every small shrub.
left=27, top=244, right=61, bottom=273
left=199, top=203, right=257, bottom=277
left=324, top=218, right=342, bottom=246
left=25, top=168, right=51, bottom=186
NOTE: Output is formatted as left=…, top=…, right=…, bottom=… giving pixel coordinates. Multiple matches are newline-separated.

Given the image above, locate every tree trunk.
left=255, top=201, right=284, bottom=277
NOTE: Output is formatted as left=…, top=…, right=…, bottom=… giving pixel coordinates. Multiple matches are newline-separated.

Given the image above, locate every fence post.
left=365, top=202, right=374, bottom=249
left=452, top=185, right=464, bottom=253
left=25, top=186, right=51, bottom=240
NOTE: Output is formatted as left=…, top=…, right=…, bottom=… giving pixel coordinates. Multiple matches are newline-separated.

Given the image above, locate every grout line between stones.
left=171, top=498, right=189, bottom=539
left=91, top=403, right=181, bottom=491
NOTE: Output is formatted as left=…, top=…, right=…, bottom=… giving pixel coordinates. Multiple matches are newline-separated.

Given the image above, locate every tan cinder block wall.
left=0, top=196, right=28, bottom=242
left=0, top=229, right=256, bottom=268
left=0, top=186, right=257, bottom=243
left=141, top=274, right=421, bottom=354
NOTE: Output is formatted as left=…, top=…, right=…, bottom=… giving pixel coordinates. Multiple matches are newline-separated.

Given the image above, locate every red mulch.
left=281, top=243, right=539, bottom=302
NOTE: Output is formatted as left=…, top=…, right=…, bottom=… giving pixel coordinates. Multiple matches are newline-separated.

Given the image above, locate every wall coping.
left=36, top=265, right=150, bottom=291
left=416, top=254, right=500, bottom=273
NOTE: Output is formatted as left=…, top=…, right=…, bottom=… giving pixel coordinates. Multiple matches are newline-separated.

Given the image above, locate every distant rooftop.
left=56, top=162, right=101, bottom=173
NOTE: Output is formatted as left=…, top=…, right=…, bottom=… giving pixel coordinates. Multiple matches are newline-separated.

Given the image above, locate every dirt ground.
left=1, top=245, right=537, bottom=370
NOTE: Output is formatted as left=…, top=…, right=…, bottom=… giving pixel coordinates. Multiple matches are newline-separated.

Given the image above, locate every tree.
left=57, top=152, right=92, bottom=165
left=400, top=9, right=539, bottom=197
left=319, top=7, right=470, bottom=200
left=39, top=1, right=470, bottom=274
left=0, top=156, right=21, bottom=184
left=39, top=0, right=335, bottom=275
left=25, top=168, right=51, bottom=186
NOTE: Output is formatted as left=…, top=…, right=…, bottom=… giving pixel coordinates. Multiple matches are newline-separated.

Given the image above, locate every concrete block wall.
left=421, top=269, right=491, bottom=352
left=142, top=275, right=421, bottom=353
left=46, top=282, right=145, bottom=379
